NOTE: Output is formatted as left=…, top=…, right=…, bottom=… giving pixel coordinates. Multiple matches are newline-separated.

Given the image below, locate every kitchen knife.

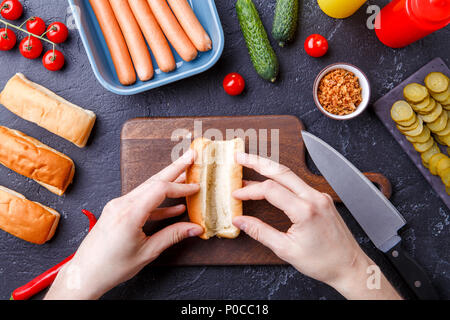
left=301, top=131, right=439, bottom=300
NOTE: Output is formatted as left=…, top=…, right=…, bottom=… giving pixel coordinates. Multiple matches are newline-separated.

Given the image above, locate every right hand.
left=232, top=153, right=402, bottom=300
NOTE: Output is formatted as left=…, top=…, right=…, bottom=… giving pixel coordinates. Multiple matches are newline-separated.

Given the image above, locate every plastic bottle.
left=375, top=0, right=450, bottom=48
left=317, top=0, right=367, bottom=19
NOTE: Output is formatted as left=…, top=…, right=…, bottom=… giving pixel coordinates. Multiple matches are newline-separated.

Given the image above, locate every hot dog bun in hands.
left=0, top=186, right=60, bottom=245
left=186, top=138, right=244, bottom=240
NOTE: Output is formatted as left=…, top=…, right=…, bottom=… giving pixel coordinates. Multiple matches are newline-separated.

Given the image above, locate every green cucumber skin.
left=236, top=0, right=279, bottom=82
left=272, top=0, right=299, bottom=47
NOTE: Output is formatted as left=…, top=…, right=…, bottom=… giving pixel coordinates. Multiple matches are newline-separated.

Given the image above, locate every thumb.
left=143, top=222, right=203, bottom=261
left=233, top=216, right=286, bottom=255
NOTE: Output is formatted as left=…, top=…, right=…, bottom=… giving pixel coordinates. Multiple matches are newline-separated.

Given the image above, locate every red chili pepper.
left=10, top=210, right=97, bottom=300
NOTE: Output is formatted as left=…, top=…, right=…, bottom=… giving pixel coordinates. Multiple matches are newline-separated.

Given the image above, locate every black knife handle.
left=386, top=243, right=439, bottom=300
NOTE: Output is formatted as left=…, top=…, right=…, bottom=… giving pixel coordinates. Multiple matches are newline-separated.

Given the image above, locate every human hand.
left=45, top=150, right=203, bottom=300
left=232, top=153, right=402, bottom=300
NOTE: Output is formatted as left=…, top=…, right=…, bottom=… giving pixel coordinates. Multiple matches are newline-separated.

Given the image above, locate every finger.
left=143, top=222, right=203, bottom=261
left=233, top=216, right=287, bottom=256
left=232, top=180, right=310, bottom=224
left=150, top=205, right=186, bottom=221
left=127, top=181, right=199, bottom=226
left=236, top=152, right=319, bottom=199
left=174, top=172, right=186, bottom=184
left=151, top=149, right=195, bottom=182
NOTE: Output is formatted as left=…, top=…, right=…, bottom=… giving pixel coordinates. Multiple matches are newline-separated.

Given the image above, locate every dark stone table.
left=0, top=0, right=449, bottom=300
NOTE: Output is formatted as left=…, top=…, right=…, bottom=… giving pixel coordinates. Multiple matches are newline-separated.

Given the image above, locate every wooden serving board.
left=121, top=115, right=391, bottom=265
left=373, top=57, right=450, bottom=210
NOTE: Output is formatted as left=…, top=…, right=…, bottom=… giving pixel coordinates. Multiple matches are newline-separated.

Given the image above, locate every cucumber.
left=272, top=0, right=299, bottom=47
left=236, top=0, right=279, bottom=82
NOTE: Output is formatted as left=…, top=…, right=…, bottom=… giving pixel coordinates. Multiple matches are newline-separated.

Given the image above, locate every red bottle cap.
left=412, top=0, right=450, bottom=23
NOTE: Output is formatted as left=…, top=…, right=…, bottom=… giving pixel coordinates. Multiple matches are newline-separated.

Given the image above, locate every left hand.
left=45, top=150, right=202, bottom=300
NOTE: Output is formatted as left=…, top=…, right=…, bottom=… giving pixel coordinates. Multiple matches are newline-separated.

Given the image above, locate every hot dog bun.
left=129, top=0, right=176, bottom=73
left=0, top=126, right=75, bottom=196
left=89, top=0, right=136, bottom=85
left=0, top=73, right=96, bottom=148
left=167, top=0, right=212, bottom=52
left=0, top=186, right=60, bottom=245
left=186, top=138, right=244, bottom=240
left=147, top=0, right=198, bottom=62
left=109, top=0, right=154, bottom=81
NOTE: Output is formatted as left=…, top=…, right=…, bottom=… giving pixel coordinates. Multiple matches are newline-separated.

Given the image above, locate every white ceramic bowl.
left=313, top=63, right=371, bottom=120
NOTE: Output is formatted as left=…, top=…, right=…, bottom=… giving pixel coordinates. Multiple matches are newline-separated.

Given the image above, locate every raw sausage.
left=109, top=0, right=154, bottom=81
left=147, top=0, right=197, bottom=62
left=89, top=0, right=136, bottom=85
left=128, top=0, right=176, bottom=73
left=167, top=0, right=212, bottom=52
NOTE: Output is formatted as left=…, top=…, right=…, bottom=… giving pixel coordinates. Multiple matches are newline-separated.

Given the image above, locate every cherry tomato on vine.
left=304, top=34, right=329, bottom=58
left=26, top=17, right=46, bottom=36
left=42, top=49, right=65, bottom=71
left=0, top=0, right=23, bottom=20
left=19, top=36, right=43, bottom=59
left=223, top=73, right=245, bottom=96
left=45, top=22, right=69, bottom=43
left=0, top=28, right=16, bottom=50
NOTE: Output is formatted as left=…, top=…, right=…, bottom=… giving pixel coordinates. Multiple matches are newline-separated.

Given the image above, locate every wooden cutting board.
left=121, top=115, right=391, bottom=265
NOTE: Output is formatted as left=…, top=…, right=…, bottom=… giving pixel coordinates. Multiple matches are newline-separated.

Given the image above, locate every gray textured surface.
left=0, top=0, right=449, bottom=300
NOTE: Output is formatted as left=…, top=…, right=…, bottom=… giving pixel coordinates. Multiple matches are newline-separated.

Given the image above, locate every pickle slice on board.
left=417, top=98, right=437, bottom=114
left=439, top=133, right=450, bottom=147
left=406, top=126, right=430, bottom=143
left=421, top=143, right=440, bottom=164
left=423, top=159, right=430, bottom=169
left=440, top=167, right=450, bottom=187
left=427, top=109, right=448, bottom=132
left=413, top=137, right=435, bottom=153
left=397, top=117, right=420, bottom=131
left=437, top=157, right=450, bottom=176
left=425, top=72, right=449, bottom=94
left=429, top=153, right=447, bottom=175
left=397, top=114, right=418, bottom=127
left=391, top=100, right=415, bottom=123
left=402, top=118, right=424, bottom=137
left=437, top=117, right=450, bottom=136
left=431, top=87, right=450, bottom=102
left=435, top=134, right=446, bottom=146
left=403, top=83, right=429, bottom=103
left=412, top=96, right=431, bottom=111
left=419, top=103, right=443, bottom=123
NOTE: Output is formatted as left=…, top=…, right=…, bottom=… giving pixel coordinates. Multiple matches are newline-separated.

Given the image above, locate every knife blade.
left=302, top=131, right=438, bottom=300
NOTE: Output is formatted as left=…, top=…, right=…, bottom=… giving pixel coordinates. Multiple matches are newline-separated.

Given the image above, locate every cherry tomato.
left=0, top=0, right=23, bottom=20
left=223, top=73, right=245, bottom=96
left=304, top=34, right=329, bottom=58
left=0, top=28, right=16, bottom=50
left=26, top=17, right=46, bottom=36
left=46, top=22, right=69, bottom=43
left=19, top=36, right=43, bottom=59
left=42, top=49, right=65, bottom=71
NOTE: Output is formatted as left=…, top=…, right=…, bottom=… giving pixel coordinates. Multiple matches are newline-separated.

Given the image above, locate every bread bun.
left=186, top=138, right=244, bottom=239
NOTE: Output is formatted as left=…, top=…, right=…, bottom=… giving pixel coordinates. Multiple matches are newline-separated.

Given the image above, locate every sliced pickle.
left=437, top=116, right=450, bottom=136
left=421, top=143, right=440, bottom=164
left=397, top=117, right=420, bottom=131
left=402, top=118, right=424, bottom=137
left=427, top=109, right=448, bottom=132
left=440, top=133, right=450, bottom=147
left=425, top=72, right=449, bottom=94
left=440, top=167, right=450, bottom=187
left=406, top=126, right=430, bottom=143
left=429, top=153, right=447, bottom=175
left=413, top=137, right=435, bottom=153
left=419, top=103, right=443, bottom=123
left=431, top=87, right=450, bottom=102
left=417, top=98, right=437, bottom=114
left=391, top=100, right=415, bottom=123
left=411, top=96, right=431, bottom=111
left=403, top=83, right=429, bottom=103
left=437, top=157, right=450, bottom=176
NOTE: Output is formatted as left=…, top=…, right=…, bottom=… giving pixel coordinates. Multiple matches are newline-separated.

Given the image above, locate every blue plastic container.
left=68, top=0, right=224, bottom=95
